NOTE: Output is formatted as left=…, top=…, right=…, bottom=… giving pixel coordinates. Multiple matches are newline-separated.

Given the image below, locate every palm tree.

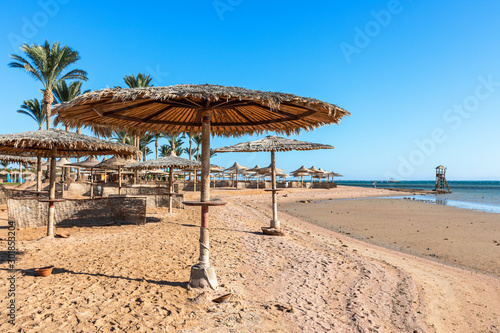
left=194, top=148, right=217, bottom=161
left=152, top=133, right=164, bottom=159
left=9, top=40, right=88, bottom=129
left=52, top=80, right=89, bottom=180
left=1, top=161, right=9, bottom=169
left=17, top=98, right=46, bottom=130
left=159, top=144, right=170, bottom=158
left=140, top=134, right=155, bottom=161
left=122, top=73, right=154, bottom=151
left=165, top=133, right=185, bottom=157
left=123, top=73, right=153, bottom=88
left=52, top=80, right=87, bottom=104
left=111, top=130, right=134, bottom=145
left=16, top=98, right=47, bottom=189
left=193, top=134, right=202, bottom=161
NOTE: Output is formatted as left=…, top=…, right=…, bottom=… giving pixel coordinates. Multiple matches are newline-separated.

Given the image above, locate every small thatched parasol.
left=0, top=154, right=37, bottom=166
left=0, top=129, right=140, bottom=237
left=223, top=162, right=249, bottom=189
left=126, top=154, right=201, bottom=212
left=66, top=156, right=102, bottom=197
left=0, top=154, right=37, bottom=185
left=215, top=135, right=334, bottom=231
left=94, top=156, right=139, bottom=194
left=54, top=84, right=349, bottom=290
left=291, top=165, right=312, bottom=188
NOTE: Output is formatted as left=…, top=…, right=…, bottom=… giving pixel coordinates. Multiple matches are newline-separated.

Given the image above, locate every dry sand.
left=0, top=186, right=499, bottom=332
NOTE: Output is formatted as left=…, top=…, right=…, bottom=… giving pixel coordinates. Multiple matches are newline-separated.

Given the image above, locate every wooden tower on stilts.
left=434, top=165, right=451, bottom=193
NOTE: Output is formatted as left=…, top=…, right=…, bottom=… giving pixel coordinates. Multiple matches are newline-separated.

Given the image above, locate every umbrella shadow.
left=162, top=220, right=261, bottom=235
left=19, top=267, right=187, bottom=287
left=0, top=250, right=24, bottom=265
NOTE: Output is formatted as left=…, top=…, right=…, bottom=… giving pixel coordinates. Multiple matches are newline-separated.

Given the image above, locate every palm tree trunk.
left=76, top=127, right=82, bottom=181
left=43, top=89, right=54, bottom=130
left=155, top=139, right=159, bottom=159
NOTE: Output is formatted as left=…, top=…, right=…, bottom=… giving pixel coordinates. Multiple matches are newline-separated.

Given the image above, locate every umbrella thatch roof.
left=146, top=169, right=167, bottom=175
left=0, top=129, right=141, bottom=159
left=264, top=172, right=290, bottom=178
left=94, top=156, right=138, bottom=170
left=308, top=166, right=321, bottom=173
left=246, top=164, right=261, bottom=172
left=0, top=154, right=37, bottom=166
left=125, top=155, right=201, bottom=170
left=291, top=166, right=311, bottom=174
left=54, top=84, right=350, bottom=137
left=223, top=162, right=249, bottom=172
left=257, top=165, right=285, bottom=174
left=0, top=170, right=9, bottom=175
left=215, top=135, right=334, bottom=153
left=56, top=158, right=70, bottom=167
left=65, top=156, right=101, bottom=168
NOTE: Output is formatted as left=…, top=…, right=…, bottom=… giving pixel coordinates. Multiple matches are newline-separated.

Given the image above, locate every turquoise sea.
left=335, top=180, right=500, bottom=213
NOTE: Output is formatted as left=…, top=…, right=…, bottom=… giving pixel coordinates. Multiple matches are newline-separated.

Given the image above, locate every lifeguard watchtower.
left=434, top=165, right=451, bottom=193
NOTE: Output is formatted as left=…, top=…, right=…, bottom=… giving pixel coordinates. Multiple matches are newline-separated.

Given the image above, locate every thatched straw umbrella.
left=94, top=156, right=138, bottom=195
left=54, top=84, right=349, bottom=290
left=215, top=135, right=333, bottom=232
left=66, top=156, right=101, bottom=197
left=0, top=154, right=37, bottom=185
left=126, top=154, right=201, bottom=212
left=308, top=166, right=321, bottom=183
left=291, top=165, right=312, bottom=188
left=247, top=164, right=262, bottom=188
left=223, top=162, right=249, bottom=189
left=0, top=129, right=140, bottom=237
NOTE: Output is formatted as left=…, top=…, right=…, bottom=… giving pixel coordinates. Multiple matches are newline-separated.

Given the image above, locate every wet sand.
left=280, top=196, right=500, bottom=277
left=0, top=187, right=499, bottom=332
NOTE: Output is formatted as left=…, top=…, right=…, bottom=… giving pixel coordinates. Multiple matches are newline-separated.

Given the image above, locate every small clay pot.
left=35, top=266, right=54, bottom=277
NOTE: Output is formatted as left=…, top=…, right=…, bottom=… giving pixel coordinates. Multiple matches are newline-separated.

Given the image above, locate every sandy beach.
left=1, top=186, right=499, bottom=332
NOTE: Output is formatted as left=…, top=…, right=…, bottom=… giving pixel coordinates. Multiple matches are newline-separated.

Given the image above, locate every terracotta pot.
left=35, top=266, right=54, bottom=277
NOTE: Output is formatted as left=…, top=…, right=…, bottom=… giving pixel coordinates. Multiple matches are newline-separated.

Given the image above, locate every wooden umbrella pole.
left=189, top=109, right=218, bottom=290
left=36, top=157, right=42, bottom=192
left=118, top=167, right=122, bottom=195
left=169, top=166, right=173, bottom=213
left=47, top=148, right=57, bottom=237
left=270, top=150, right=280, bottom=229
left=90, top=168, right=94, bottom=199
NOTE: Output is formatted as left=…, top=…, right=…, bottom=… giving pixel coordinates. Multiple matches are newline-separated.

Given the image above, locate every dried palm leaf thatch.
left=223, top=162, right=249, bottom=172
left=256, top=165, right=285, bottom=174
left=215, top=135, right=334, bottom=153
left=93, top=156, right=139, bottom=170
left=0, top=129, right=141, bottom=159
left=0, top=154, right=37, bottom=166
left=65, top=156, right=101, bottom=168
left=291, top=165, right=313, bottom=174
left=53, top=84, right=350, bottom=137
left=125, top=155, right=201, bottom=170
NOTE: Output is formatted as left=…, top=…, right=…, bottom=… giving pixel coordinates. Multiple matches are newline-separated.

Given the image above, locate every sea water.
left=335, top=180, right=500, bottom=213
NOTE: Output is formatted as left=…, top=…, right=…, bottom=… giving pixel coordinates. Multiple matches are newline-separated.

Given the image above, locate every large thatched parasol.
left=54, top=84, right=349, bottom=290
left=0, top=129, right=140, bottom=237
left=215, top=135, right=334, bottom=232
left=126, top=154, right=201, bottom=212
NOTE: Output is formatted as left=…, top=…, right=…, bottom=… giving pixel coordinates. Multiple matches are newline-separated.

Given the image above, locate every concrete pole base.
left=188, top=264, right=218, bottom=290
left=270, top=219, right=280, bottom=229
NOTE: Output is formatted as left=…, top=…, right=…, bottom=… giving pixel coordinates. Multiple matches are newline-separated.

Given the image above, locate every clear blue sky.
left=1, top=0, right=499, bottom=180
